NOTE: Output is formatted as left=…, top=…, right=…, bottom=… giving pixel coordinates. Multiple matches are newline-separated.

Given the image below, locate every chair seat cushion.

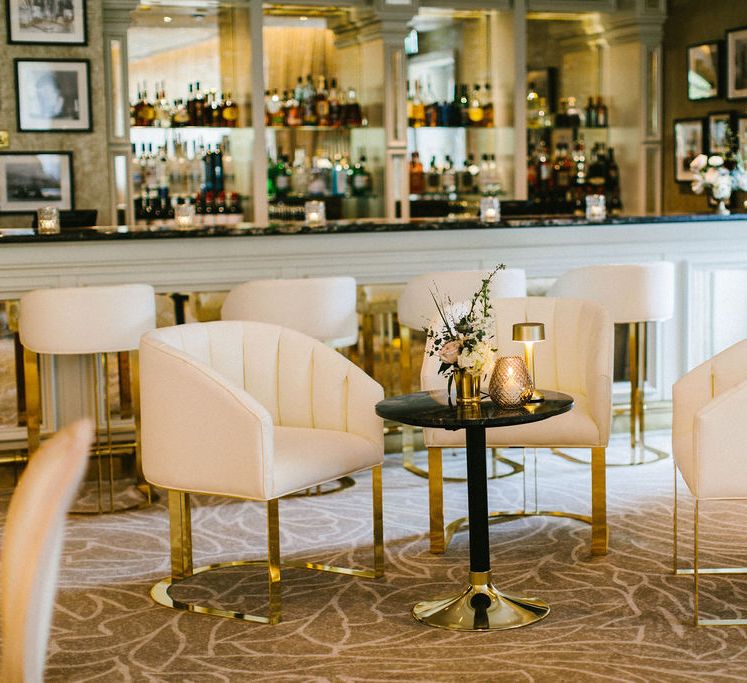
left=423, top=394, right=603, bottom=448
left=272, top=426, right=382, bottom=498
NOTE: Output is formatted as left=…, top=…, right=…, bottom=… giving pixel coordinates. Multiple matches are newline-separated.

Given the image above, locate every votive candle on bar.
left=37, top=206, right=60, bottom=235
left=585, top=194, right=606, bottom=222
left=304, top=200, right=326, bottom=226
left=480, top=196, right=500, bottom=223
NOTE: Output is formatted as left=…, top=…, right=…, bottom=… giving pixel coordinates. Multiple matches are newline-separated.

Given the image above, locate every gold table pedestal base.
left=412, top=571, right=549, bottom=631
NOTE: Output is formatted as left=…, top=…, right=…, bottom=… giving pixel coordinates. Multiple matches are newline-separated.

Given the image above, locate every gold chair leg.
left=372, top=464, right=385, bottom=577
left=23, top=347, right=41, bottom=457
left=118, top=351, right=133, bottom=420
left=628, top=323, right=638, bottom=453
left=428, top=447, right=445, bottom=554
left=267, top=499, right=281, bottom=624
left=693, top=499, right=699, bottom=627
left=673, top=458, right=679, bottom=575
left=129, top=350, right=152, bottom=503
left=591, top=447, right=608, bottom=556
left=169, top=490, right=193, bottom=579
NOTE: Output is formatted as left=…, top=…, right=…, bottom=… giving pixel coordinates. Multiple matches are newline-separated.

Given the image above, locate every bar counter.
left=2, top=212, right=746, bottom=405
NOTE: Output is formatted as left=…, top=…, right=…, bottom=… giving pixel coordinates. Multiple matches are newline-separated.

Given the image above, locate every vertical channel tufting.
left=310, top=346, right=316, bottom=429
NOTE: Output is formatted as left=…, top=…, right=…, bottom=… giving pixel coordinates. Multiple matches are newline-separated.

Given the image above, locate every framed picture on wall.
left=708, top=111, right=735, bottom=154
left=737, top=115, right=747, bottom=160
left=674, top=118, right=705, bottom=183
left=687, top=41, right=721, bottom=100
left=6, top=0, right=87, bottom=46
left=527, top=68, right=557, bottom=113
left=726, top=26, right=747, bottom=100
left=15, top=59, right=92, bottom=133
left=0, top=152, right=74, bottom=214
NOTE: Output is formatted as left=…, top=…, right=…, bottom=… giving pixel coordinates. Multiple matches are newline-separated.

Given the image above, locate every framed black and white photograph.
left=708, top=111, right=735, bottom=154
left=737, top=115, right=747, bottom=160
left=726, top=26, right=747, bottom=100
left=15, top=59, right=92, bottom=133
left=6, top=0, right=87, bottom=45
left=674, top=118, right=705, bottom=183
left=0, top=152, right=74, bottom=214
left=687, top=41, right=721, bottom=100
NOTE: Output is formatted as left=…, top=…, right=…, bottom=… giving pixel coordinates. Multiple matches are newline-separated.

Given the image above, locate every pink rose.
left=438, top=339, right=461, bottom=364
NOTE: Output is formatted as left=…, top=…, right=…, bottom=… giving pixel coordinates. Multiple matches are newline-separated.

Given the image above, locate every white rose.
left=708, top=155, right=724, bottom=167
left=691, top=177, right=705, bottom=194
left=712, top=176, right=732, bottom=200
left=690, top=154, right=708, bottom=172
left=737, top=170, right=747, bottom=192
left=704, top=168, right=720, bottom=185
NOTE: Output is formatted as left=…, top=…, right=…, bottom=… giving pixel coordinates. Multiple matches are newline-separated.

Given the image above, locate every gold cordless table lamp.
left=513, top=322, right=545, bottom=402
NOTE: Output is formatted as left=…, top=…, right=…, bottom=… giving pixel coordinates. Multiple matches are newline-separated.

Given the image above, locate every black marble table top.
left=0, top=212, right=744, bottom=244
left=375, top=389, right=573, bottom=430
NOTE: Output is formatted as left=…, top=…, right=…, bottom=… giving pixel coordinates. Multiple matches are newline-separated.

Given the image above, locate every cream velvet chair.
left=1, top=420, right=93, bottom=683
left=672, top=338, right=747, bottom=626
left=221, top=276, right=358, bottom=349
left=19, top=284, right=156, bottom=513
left=140, top=320, right=384, bottom=624
left=548, top=262, right=674, bottom=463
left=421, top=297, right=613, bottom=556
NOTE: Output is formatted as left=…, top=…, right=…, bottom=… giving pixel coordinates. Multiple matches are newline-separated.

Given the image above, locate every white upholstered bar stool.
left=421, top=297, right=613, bottom=556
left=140, top=321, right=384, bottom=624
left=19, top=284, right=157, bottom=513
left=548, top=262, right=675, bottom=465
left=397, top=268, right=527, bottom=480
left=672, top=338, right=747, bottom=625
left=221, top=276, right=358, bottom=349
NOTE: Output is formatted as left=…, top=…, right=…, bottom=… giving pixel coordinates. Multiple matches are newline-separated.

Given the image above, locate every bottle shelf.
left=131, top=126, right=247, bottom=132
left=268, top=125, right=369, bottom=132
left=408, top=126, right=495, bottom=131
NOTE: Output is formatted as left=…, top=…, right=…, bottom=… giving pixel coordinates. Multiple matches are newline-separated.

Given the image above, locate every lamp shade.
left=512, top=322, right=545, bottom=343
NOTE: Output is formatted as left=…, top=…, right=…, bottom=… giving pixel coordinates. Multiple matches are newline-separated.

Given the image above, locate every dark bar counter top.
left=1, top=212, right=745, bottom=243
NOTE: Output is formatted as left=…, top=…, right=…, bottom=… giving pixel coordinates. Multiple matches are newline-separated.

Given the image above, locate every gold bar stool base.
left=412, top=571, right=549, bottom=631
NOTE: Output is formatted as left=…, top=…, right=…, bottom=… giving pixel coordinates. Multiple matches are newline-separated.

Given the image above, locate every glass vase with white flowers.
left=425, top=265, right=503, bottom=405
left=689, top=127, right=747, bottom=215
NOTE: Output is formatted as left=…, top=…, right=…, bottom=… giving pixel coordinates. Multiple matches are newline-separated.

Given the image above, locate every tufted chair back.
left=673, top=338, right=747, bottom=499
left=140, top=321, right=383, bottom=500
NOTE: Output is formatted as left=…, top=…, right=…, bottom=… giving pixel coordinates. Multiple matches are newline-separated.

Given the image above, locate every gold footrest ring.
left=442, top=510, right=591, bottom=553
left=551, top=443, right=668, bottom=467
left=69, top=482, right=158, bottom=516
left=404, top=453, right=523, bottom=483
left=151, top=557, right=379, bottom=624
left=412, top=570, right=549, bottom=631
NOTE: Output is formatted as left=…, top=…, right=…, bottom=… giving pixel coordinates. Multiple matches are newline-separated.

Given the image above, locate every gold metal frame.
left=553, top=322, right=667, bottom=467
left=428, top=446, right=608, bottom=556
left=23, top=348, right=154, bottom=514
left=673, top=463, right=747, bottom=626
left=150, top=464, right=385, bottom=624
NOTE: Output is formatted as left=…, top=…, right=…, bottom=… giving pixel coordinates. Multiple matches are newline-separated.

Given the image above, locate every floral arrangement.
left=690, top=127, right=747, bottom=205
left=425, top=265, right=504, bottom=386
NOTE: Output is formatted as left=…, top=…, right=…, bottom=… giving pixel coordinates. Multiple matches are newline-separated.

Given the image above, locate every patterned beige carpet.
left=3, top=432, right=747, bottom=682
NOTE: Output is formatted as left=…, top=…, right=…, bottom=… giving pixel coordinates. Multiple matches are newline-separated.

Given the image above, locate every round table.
left=376, top=389, right=573, bottom=632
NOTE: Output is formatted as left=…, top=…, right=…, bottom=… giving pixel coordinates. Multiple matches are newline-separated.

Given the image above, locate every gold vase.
left=454, top=367, right=482, bottom=405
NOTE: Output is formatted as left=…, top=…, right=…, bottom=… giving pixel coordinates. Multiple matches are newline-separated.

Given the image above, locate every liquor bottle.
left=572, top=137, right=586, bottom=188
left=221, top=91, right=238, bottom=127
left=606, top=147, right=619, bottom=191
left=566, top=97, right=581, bottom=128
left=131, top=144, right=143, bottom=195
left=140, top=84, right=156, bottom=126
left=274, top=154, right=291, bottom=197
left=553, top=143, right=574, bottom=210
left=351, top=155, right=372, bottom=196
left=294, top=76, right=305, bottom=105
left=586, top=144, right=608, bottom=192
left=302, top=75, right=318, bottom=126
left=527, top=145, right=538, bottom=201
left=596, top=96, right=608, bottom=127
left=527, top=82, right=541, bottom=129
left=409, top=152, right=425, bottom=194
left=406, top=81, right=415, bottom=127
left=441, top=155, right=457, bottom=193
left=286, top=89, right=302, bottom=127
left=536, top=141, right=552, bottom=202
left=585, top=96, right=597, bottom=128
left=424, top=79, right=438, bottom=127
left=208, top=89, right=222, bottom=127
left=483, top=83, right=494, bottom=127
left=328, top=78, right=342, bottom=127
left=426, top=156, right=441, bottom=193
left=331, top=154, right=349, bottom=196
left=316, top=76, right=330, bottom=126
left=267, top=89, right=285, bottom=127
left=458, top=84, right=470, bottom=126
left=154, top=83, right=171, bottom=128
left=458, top=154, right=478, bottom=193
left=343, top=87, right=362, bottom=127
left=193, top=81, right=205, bottom=126
left=555, top=98, right=568, bottom=128
left=221, top=138, right=235, bottom=193
left=173, top=99, right=190, bottom=127
left=468, top=84, right=484, bottom=126
left=187, top=83, right=196, bottom=125
left=411, top=81, right=426, bottom=128
left=609, top=191, right=622, bottom=216
left=291, top=149, right=310, bottom=195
